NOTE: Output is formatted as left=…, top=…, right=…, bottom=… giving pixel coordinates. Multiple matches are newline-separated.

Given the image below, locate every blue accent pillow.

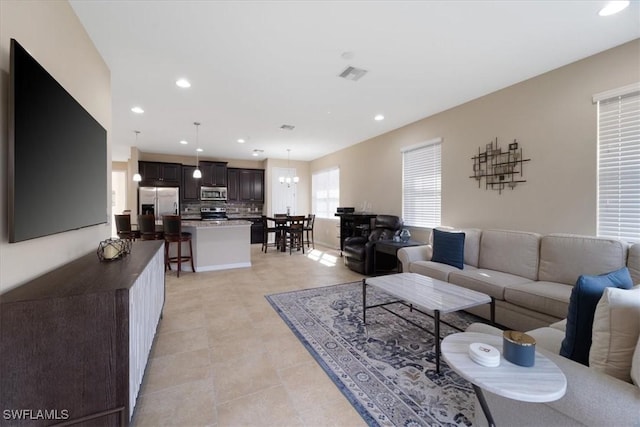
left=559, top=267, right=634, bottom=365
left=431, top=228, right=465, bottom=269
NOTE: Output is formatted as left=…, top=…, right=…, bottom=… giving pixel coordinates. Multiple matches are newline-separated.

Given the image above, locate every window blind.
left=402, top=139, right=442, bottom=228
left=597, top=89, right=640, bottom=243
left=312, top=167, right=340, bottom=219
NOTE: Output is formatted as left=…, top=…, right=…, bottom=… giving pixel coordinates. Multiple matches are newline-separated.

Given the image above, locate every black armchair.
left=343, top=215, right=403, bottom=275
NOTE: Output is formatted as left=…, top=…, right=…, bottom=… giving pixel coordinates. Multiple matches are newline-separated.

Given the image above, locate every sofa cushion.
left=409, top=261, right=477, bottom=282
left=429, top=227, right=482, bottom=267
left=478, top=229, right=541, bottom=281
left=448, top=269, right=535, bottom=300
left=628, top=243, right=640, bottom=285
left=431, top=228, right=465, bottom=269
left=503, top=281, right=572, bottom=319
left=560, top=267, right=634, bottom=365
left=538, top=234, right=628, bottom=286
left=590, top=286, right=640, bottom=382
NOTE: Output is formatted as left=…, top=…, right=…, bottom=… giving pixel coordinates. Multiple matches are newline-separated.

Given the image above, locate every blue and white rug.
left=266, top=281, right=488, bottom=427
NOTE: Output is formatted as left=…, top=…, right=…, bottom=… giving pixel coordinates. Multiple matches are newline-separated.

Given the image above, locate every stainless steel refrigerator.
left=138, top=187, right=179, bottom=217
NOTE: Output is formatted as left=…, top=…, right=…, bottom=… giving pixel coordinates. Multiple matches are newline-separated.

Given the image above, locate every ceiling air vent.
left=338, top=66, right=368, bottom=81
left=280, top=124, right=295, bottom=131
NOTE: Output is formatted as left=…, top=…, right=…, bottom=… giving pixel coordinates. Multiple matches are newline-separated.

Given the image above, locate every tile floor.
left=132, top=243, right=368, bottom=426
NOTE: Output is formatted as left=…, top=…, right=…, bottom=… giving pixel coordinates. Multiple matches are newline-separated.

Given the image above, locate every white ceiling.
left=69, top=1, right=640, bottom=162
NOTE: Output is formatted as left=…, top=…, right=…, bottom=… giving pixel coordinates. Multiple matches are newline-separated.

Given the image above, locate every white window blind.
left=596, top=86, right=640, bottom=243
left=402, top=139, right=442, bottom=228
left=312, top=167, right=340, bottom=219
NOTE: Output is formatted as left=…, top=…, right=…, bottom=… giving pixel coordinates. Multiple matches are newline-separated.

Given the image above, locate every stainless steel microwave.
left=200, top=186, right=227, bottom=201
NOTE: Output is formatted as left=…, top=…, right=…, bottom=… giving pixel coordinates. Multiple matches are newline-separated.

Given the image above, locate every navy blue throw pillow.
left=559, top=267, right=634, bottom=365
left=431, top=228, right=465, bottom=269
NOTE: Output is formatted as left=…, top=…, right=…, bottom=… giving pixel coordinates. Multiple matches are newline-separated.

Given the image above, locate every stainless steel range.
left=200, top=207, right=228, bottom=221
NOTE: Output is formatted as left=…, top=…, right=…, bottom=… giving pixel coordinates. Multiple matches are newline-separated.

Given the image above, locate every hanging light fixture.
left=193, top=122, right=202, bottom=179
left=279, top=149, right=299, bottom=187
left=132, top=130, right=142, bottom=182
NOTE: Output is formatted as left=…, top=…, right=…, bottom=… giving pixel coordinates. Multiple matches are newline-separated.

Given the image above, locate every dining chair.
left=262, top=216, right=279, bottom=253
left=162, top=215, right=195, bottom=277
left=137, top=214, right=163, bottom=240
left=286, top=216, right=306, bottom=255
left=303, top=214, right=316, bottom=249
left=115, top=214, right=138, bottom=240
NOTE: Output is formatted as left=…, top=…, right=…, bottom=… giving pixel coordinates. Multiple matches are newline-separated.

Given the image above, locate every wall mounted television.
left=9, top=39, right=107, bottom=243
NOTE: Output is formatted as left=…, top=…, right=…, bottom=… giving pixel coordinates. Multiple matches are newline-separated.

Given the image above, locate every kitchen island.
left=176, top=220, right=252, bottom=272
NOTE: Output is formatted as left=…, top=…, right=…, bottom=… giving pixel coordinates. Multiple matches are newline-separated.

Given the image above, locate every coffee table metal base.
left=362, top=278, right=494, bottom=374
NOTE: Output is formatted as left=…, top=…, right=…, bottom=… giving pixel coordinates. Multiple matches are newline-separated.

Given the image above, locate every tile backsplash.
left=181, top=201, right=263, bottom=215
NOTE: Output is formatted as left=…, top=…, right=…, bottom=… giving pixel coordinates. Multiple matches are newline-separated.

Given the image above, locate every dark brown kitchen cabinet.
left=227, top=168, right=239, bottom=200
left=227, top=168, right=264, bottom=202
left=199, top=161, right=227, bottom=187
left=138, top=161, right=181, bottom=186
left=181, top=165, right=200, bottom=202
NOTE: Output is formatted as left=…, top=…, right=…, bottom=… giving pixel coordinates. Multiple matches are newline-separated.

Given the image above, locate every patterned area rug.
left=266, top=281, right=488, bottom=427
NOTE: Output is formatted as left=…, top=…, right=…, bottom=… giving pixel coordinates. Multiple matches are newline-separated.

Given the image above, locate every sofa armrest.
left=397, top=245, right=433, bottom=272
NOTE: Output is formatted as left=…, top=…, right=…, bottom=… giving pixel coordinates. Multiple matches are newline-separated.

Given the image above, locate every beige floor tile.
left=142, top=348, right=212, bottom=395
left=216, top=385, right=303, bottom=427
left=134, top=243, right=367, bottom=426
left=157, top=309, right=206, bottom=335
left=133, top=379, right=216, bottom=426
left=211, top=351, right=281, bottom=404
left=151, top=327, right=209, bottom=359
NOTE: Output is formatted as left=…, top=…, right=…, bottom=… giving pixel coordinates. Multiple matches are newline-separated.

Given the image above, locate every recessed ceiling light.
left=131, top=106, right=144, bottom=114
left=237, top=139, right=245, bottom=144
left=179, top=140, right=188, bottom=145
left=196, top=148, right=203, bottom=152
left=599, top=1, right=630, bottom=16
left=176, top=78, right=191, bottom=88
left=374, top=114, right=385, bottom=121
left=252, top=149, right=264, bottom=157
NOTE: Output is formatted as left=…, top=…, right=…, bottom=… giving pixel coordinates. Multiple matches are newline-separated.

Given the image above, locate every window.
left=312, top=167, right=340, bottom=219
left=402, top=138, right=442, bottom=228
left=595, top=83, right=640, bottom=243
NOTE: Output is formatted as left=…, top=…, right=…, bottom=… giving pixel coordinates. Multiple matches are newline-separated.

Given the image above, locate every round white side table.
left=442, top=332, right=567, bottom=426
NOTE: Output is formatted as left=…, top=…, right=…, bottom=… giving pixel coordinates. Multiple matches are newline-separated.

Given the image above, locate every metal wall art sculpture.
left=471, top=138, right=531, bottom=194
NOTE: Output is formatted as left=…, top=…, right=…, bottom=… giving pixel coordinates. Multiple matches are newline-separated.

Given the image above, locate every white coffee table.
left=442, top=332, right=567, bottom=427
left=363, top=273, right=494, bottom=373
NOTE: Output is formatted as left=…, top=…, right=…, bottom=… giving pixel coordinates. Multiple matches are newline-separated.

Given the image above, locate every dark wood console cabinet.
left=0, top=241, right=165, bottom=426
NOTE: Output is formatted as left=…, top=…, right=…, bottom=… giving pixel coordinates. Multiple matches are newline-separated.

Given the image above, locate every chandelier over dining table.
left=279, top=148, right=299, bottom=187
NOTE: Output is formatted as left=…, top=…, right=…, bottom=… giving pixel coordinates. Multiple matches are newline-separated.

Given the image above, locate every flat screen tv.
left=9, top=39, right=107, bottom=243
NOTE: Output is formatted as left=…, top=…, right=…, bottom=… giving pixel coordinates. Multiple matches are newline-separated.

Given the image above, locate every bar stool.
left=162, top=215, right=195, bottom=277
left=115, top=214, right=139, bottom=241
left=138, top=214, right=163, bottom=240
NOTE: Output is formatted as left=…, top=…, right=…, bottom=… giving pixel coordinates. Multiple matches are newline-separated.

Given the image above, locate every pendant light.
left=193, top=122, right=202, bottom=179
left=279, top=149, right=299, bottom=187
left=132, top=130, right=142, bottom=182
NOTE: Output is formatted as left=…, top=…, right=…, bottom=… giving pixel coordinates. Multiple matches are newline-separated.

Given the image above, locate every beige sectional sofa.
left=398, top=228, right=640, bottom=426
left=467, top=320, right=640, bottom=426
left=398, top=229, right=639, bottom=331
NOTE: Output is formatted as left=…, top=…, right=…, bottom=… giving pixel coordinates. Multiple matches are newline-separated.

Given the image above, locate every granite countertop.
left=181, top=220, right=251, bottom=227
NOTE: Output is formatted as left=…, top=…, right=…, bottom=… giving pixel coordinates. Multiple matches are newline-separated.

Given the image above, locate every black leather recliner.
left=343, top=215, right=403, bottom=275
